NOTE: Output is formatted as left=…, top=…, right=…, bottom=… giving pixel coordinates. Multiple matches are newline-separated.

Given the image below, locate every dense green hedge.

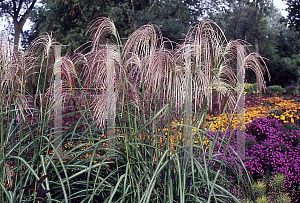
left=245, top=83, right=299, bottom=95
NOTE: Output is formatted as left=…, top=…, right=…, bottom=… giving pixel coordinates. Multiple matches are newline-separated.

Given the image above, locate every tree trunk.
left=13, top=22, right=22, bottom=48
left=254, top=38, right=259, bottom=54
left=131, top=0, right=134, bottom=13
left=11, top=0, right=38, bottom=49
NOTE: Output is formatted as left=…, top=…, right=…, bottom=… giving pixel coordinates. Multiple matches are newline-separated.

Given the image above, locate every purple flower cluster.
left=244, top=119, right=300, bottom=189
left=215, top=117, right=300, bottom=189
left=245, top=117, right=281, bottom=143
left=284, top=86, right=297, bottom=91
left=201, top=117, right=300, bottom=191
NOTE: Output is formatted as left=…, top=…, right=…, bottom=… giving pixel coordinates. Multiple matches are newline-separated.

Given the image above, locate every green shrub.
left=268, top=85, right=284, bottom=95
left=262, top=87, right=270, bottom=95
left=250, top=173, right=292, bottom=203
left=268, top=173, right=291, bottom=202
left=256, top=196, right=269, bottom=203
left=271, top=173, right=286, bottom=193
left=283, top=86, right=298, bottom=95
left=253, top=180, right=267, bottom=198
left=244, top=83, right=271, bottom=95
left=277, top=194, right=291, bottom=203
left=245, top=83, right=258, bottom=95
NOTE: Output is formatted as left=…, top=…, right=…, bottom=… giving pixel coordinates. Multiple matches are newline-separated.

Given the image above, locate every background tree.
left=210, top=0, right=300, bottom=87
left=284, top=0, right=300, bottom=30
left=26, top=0, right=192, bottom=52
left=25, top=0, right=131, bottom=52
left=0, top=0, right=37, bottom=47
left=134, top=0, right=191, bottom=43
left=183, top=0, right=227, bottom=23
left=211, top=0, right=274, bottom=54
left=266, top=10, right=300, bottom=86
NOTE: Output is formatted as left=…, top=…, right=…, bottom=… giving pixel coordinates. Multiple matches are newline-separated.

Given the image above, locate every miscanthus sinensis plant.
left=0, top=18, right=269, bottom=202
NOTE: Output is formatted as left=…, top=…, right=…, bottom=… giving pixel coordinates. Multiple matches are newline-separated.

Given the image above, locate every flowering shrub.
left=243, top=117, right=300, bottom=190
left=202, top=116, right=300, bottom=195
left=188, top=98, right=300, bottom=200
left=284, top=86, right=298, bottom=95
left=266, top=97, right=300, bottom=124
left=245, top=117, right=281, bottom=143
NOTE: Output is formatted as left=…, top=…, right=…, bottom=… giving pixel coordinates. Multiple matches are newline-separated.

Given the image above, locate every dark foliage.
left=285, top=0, right=300, bottom=30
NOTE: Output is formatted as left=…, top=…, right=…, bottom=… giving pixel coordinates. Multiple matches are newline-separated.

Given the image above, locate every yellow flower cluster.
left=52, top=97, right=299, bottom=163
left=42, top=97, right=300, bottom=170
left=266, top=97, right=300, bottom=124
left=207, top=97, right=300, bottom=131
left=158, top=119, right=210, bottom=153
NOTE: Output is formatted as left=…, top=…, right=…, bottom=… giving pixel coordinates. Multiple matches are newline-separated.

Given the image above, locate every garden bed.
left=245, top=94, right=300, bottom=108
left=1, top=18, right=299, bottom=202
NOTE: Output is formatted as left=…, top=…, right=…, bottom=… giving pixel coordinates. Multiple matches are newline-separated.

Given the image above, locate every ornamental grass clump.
left=0, top=18, right=269, bottom=202
left=0, top=33, right=32, bottom=120
left=0, top=32, right=81, bottom=203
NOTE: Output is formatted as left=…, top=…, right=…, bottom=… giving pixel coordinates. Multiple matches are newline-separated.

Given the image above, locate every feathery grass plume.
left=3, top=163, right=12, bottom=187
left=80, top=44, right=121, bottom=127
left=42, top=58, right=79, bottom=116
left=0, top=32, right=33, bottom=120
left=122, top=23, right=181, bottom=119
left=182, top=19, right=269, bottom=113
left=0, top=33, right=12, bottom=100
left=53, top=56, right=79, bottom=110
left=88, top=17, right=119, bottom=50
left=82, top=17, right=125, bottom=127
left=25, top=33, right=57, bottom=98
left=122, top=22, right=163, bottom=58
left=27, top=33, right=54, bottom=58
left=244, top=52, right=270, bottom=93
left=27, top=34, right=79, bottom=110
